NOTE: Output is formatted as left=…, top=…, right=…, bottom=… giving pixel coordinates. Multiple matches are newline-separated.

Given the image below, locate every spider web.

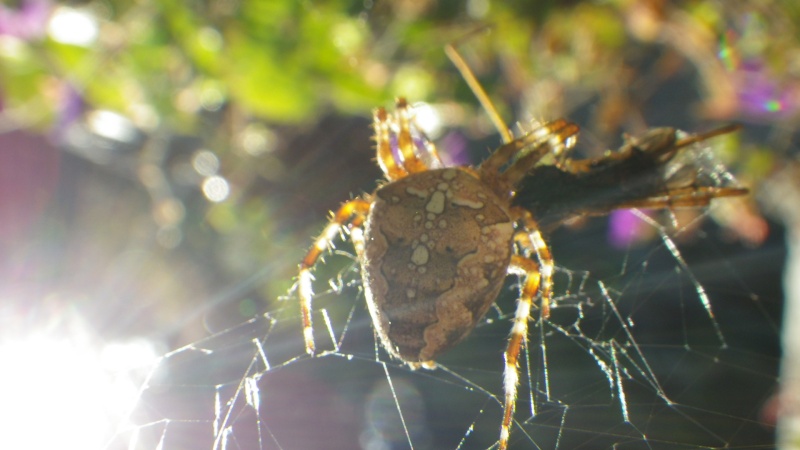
left=110, top=199, right=780, bottom=450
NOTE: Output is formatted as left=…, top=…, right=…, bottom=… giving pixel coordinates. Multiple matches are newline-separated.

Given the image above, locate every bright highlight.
left=0, top=334, right=157, bottom=450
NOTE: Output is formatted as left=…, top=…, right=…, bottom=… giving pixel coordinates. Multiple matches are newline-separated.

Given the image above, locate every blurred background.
left=0, top=1, right=794, bottom=449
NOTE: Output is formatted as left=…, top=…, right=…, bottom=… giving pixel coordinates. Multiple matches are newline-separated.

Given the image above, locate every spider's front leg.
left=512, top=208, right=555, bottom=318
left=374, top=98, right=444, bottom=181
left=497, top=208, right=555, bottom=450
left=499, top=254, right=542, bottom=450
left=479, top=119, right=579, bottom=188
left=299, top=198, right=371, bottom=355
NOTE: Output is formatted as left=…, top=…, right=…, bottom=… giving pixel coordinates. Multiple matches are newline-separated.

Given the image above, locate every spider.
left=297, top=46, right=748, bottom=450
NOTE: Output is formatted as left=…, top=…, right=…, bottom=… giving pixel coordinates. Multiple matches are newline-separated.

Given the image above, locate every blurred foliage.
left=2, top=1, right=792, bottom=128
left=0, top=0, right=797, bottom=343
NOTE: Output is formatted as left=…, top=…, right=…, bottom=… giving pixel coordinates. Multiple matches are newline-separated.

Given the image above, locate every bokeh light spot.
left=764, top=99, right=783, bottom=112
left=241, top=124, right=277, bottom=156
left=48, top=7, right=98, bottom=46
left=411, top=102, right=443, bottom=139
left=152, top=197, right=185, bottom=227
left=200, top=81, right=225, bottom=111
left=198, top=26, right=222, bottom=52
left=192, top=149, right=220, bottom=176
left=87, top=110, right=137, bottom=142
left=202, top=175, right=230, bottom=202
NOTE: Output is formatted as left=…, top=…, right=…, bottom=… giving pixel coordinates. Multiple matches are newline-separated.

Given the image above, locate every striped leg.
left=374, top=98, right=444, bottom=181
left=496, top=209, right=554, bottom=448
left=512, top=208, right=555, bottom=318
left=299, top=199, right=370, bottom=355
left=609, top=185, right=750, bottom=210
left=500, top=255, right=542, bottom=450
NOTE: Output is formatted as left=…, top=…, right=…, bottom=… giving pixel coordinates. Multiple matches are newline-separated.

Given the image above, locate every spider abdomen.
left=361, top=168, right=514, bottom=363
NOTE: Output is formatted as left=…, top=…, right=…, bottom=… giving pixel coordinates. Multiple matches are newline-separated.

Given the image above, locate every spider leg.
left=611, top=185, right=749, bottom=210
left=299, top=199, right=371, bottom=355
left=557, top=124, right=743, bottom=175
left=499, top=254, right=542, bottom=450
left=374, top=107, right=408, bottom=181
left=393, top=98, right=428, bottom=174
left=479, top=119, right=579, bottom=184
left=375, top=99, right=443, bottom=181
left=395, top=98, right=445, bottom=174
left=494, top=208, right=554, bottom=450
left=501, top=120, right=579, bottom=186
left=511, top=208, right=555, bottom=318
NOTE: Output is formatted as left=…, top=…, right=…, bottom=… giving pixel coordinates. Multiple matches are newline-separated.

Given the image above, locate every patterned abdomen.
left=361, top=168, right=514, bottom=363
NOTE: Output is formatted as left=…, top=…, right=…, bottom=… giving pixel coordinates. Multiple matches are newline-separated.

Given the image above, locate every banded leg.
left=611, top=186, right=750, bottom=210
left=393, top=98, right=433, bottom=174
left=374, top=98, right=444, bottom=181
left=512, top=208, right=555, bottom=318
left=299, top=199, right=371, bottom=354
left=499, top=255, right=542, bottom=450
left=479, top=119, right=579, bottom=183
left=374, top=107, right=408, bottom=181
left=501, top=120, right=580, bottom=186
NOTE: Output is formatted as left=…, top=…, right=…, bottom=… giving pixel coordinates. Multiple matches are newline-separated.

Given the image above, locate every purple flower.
left=438, top=131, right=470, bottom=166
left=0, top=0, right=50, bottom=40
left=608, top=209, right=650, bottom=249
left=734, top=60, right=798, bottom=118
left=51, top=83, right=85, bottom=141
